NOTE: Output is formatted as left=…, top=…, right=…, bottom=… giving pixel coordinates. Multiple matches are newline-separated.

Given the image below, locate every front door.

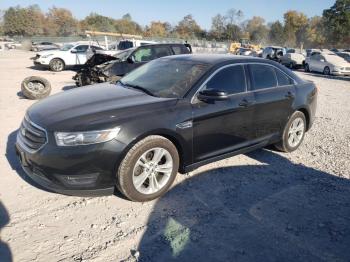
left=192, top=65, right=255, bottom=162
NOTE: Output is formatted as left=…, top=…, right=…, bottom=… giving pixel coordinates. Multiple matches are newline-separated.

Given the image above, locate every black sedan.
left=16, top=55, right=317, bottom=201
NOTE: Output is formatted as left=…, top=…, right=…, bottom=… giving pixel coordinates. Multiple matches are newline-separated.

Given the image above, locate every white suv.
left=33, top=43, right=104, bottom=71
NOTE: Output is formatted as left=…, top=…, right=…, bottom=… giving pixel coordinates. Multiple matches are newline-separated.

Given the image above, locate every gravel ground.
left=0, top=50, right=349, bottom=262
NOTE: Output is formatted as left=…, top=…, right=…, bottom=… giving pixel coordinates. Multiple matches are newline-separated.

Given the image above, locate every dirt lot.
left=0, top=50, right=349, bottom=262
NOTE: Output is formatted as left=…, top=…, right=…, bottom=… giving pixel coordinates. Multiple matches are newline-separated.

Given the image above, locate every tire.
left=49, top=58, right=65, bottom=72
left=323, top=66, right=330, bottom=75
left=289, top=62, right=294, bottom=69
left=305, top=64, right=310, bottom=72
left=274, top=111, right=306, bottom=153
left=117, top=135, right=179, bottom=202
left=21, top=76, right=51, bottom=100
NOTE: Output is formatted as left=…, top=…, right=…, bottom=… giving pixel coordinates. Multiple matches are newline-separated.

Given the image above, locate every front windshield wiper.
left=119, top=80, right=157, bottom=97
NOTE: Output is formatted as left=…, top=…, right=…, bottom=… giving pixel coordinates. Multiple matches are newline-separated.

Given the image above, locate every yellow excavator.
left=229, top=38, right=261, bottom=54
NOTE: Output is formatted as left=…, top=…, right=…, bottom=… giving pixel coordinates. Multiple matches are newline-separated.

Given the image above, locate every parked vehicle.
left=5, top=41, right=22, bottom=49
left=336, top=52, right=350, bottom=63
left=32, top=43, right=104, bottom=71
left=304, top=51, right=350, bottom=76
left=262, top=46, right=285, bottom=61
left=31, top=42, right=60, bottom=52
left=16, top=55, right=317, bottom=201
left=280, top=49, right=306, bottom=69
left=73, top=43, right=192, bottom=86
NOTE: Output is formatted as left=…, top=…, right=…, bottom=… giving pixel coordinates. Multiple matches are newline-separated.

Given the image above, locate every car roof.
left=161, top=54, right=270, bottom=65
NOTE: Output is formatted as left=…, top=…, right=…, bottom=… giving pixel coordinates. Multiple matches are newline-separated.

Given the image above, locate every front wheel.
left=117, top=135, right=179, bottom=202
left=49, top=58, right=65, bottom=72
left=275, top=111, right=306, bottom=152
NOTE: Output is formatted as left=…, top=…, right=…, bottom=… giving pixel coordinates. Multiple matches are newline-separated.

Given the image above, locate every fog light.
left=56, top=173, right=99, bottom=186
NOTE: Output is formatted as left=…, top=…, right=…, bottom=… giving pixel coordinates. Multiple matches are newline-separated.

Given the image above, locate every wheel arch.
left=118, top=128, right=190, bottom=175
left=296, top=107, right=310, bottom=131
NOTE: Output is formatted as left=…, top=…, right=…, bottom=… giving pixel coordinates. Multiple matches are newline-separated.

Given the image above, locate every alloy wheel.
left=287, top=117, right=305, bottom=147
left=132, top=147, right=173, bottom=195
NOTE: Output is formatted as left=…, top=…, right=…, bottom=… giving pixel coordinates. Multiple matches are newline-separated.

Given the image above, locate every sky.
left=0, top=0, right=335, bottom=29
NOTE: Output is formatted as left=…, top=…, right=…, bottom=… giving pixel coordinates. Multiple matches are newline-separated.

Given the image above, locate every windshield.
left=115, top=48, right=134, bottom=61
left=119, top=58, right=210, bottom=98
left=60, top=44, right=74, bottom=51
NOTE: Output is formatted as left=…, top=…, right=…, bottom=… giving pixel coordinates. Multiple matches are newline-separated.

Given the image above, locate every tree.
left=323, top=0, right=350, bottom=46
left=145, top=21, right=171, bottom=37
left=114, top=17, right=142, bottom=35
left=175, top=14, right=202, bottom=39
left=305, top=16, right=325, bottom=48
left=268, top=21, right=285, bottom=46
left=245, top=16, right=268, bottom=43
left=210, top=14, right=226, bottom=40
left=45, top=7, right=78, bottom=36
left=3, top=5, right=45, bottom=36
left=283, top=10, right=308, bottom=47
left=80, top=13, right=115, bottom=32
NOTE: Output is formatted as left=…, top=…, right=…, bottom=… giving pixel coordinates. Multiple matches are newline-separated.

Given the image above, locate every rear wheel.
left=275, top=111, right=306, bottom=152
left=49, top=58, right=65, bottom=72
left=117, top=135, right=179, bottom=202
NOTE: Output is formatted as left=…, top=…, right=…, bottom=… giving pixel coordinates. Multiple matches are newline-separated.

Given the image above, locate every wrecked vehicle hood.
left=27, top=82, right=177, bottom=131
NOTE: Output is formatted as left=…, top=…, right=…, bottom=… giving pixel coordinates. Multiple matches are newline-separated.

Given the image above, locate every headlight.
left=41, top=54, right=53, bottom=58
left=55, top=127, right=120, bottom=146
left=333, top=66, right=343, bottom=71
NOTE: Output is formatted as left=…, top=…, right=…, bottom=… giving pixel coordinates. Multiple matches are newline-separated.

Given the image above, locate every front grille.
left=18, top=116, right=47, bottom=152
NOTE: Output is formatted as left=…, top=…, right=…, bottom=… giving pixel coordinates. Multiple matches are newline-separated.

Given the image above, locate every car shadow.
left=137, top=149, right=350, bottom=262
left=0, top=202, right=12, bottom=262
left=5, top=130, right=54, bottom=193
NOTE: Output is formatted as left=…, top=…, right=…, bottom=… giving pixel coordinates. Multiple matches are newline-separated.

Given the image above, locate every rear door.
left=192, top=64, right=255, bottom=162
left=248, top=64, right=296, bottom=140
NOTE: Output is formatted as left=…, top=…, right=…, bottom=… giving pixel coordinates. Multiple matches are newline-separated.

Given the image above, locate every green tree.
left=45, top=7, right=78, bottom=36
left=323, top=0, right=350, bottom=46
left=245, top=16, right=268, bottom=43
left=268, top=21, right=285, bottom=46
left=210, top=14, right=226, bottom=40
left=80, top=13, right=115, bottom=32
left=175, top=14, right=202, bottom=39
left=283, top=10, right=308, bottom=47
left=145, top=21, right=171, bottom=37
left=305, top=16, right=325, bottom=48
left=114, top=16, right=142, bottom=35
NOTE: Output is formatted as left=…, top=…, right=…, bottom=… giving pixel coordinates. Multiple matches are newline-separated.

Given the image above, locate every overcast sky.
left=0, top=0, right=335, bottom=29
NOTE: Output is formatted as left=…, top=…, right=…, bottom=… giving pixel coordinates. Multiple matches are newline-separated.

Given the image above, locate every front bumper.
left=331, top=71, right=350, bottom=76
left=15, top=131, right=128, bottom=196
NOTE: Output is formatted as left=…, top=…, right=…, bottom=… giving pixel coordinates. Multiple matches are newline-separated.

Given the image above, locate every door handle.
left=285, top=92, right=295, bottom=99
left=239, top=99, right=252, bottom=107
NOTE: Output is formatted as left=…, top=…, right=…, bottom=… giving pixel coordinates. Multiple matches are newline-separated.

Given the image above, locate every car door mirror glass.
left=197, top=89, right=229, bottom=102
left=71, top=49, right=77, bottom=53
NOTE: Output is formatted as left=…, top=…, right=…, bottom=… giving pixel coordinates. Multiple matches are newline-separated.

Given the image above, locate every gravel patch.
left=0, top=51, right=349, bottom=261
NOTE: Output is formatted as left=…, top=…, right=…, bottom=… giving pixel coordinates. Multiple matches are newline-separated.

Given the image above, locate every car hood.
left=27, top=82, right=177, bottom=131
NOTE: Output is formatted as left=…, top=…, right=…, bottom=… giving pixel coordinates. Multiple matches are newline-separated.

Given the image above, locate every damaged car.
left=73, top=43, right=192, bottom=87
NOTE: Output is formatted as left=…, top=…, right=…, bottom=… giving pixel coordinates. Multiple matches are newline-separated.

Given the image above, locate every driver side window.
left=74, top=45, right=89, bottom=53
left=132, top=47, right=154, bottom=63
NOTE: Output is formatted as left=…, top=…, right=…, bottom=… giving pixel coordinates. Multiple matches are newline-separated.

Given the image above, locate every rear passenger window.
left=275, top=69, right=292, bottom=86
left=250, top=64, right=277, bottom=90
left=172, top=45, right=189, bottom=55
left=205, top=65, right=246, bottom=94
left=153, top=46, right=172, bottom=58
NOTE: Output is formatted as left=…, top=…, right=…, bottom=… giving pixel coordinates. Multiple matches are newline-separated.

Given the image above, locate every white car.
left=305, top=51, right=350, bottom=76
left=32, top=43, right=104, bottom=71
left=280, top=49, right=306, bottom=69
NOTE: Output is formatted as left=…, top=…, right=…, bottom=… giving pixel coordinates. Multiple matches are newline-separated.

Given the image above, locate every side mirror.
left=127, top=56, right=135, bottom=63
left=320, top=59, right=325, bottom=62
left=71, top=49, right=77, bottom=53
left=197, top=89, right=229, bottom=102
